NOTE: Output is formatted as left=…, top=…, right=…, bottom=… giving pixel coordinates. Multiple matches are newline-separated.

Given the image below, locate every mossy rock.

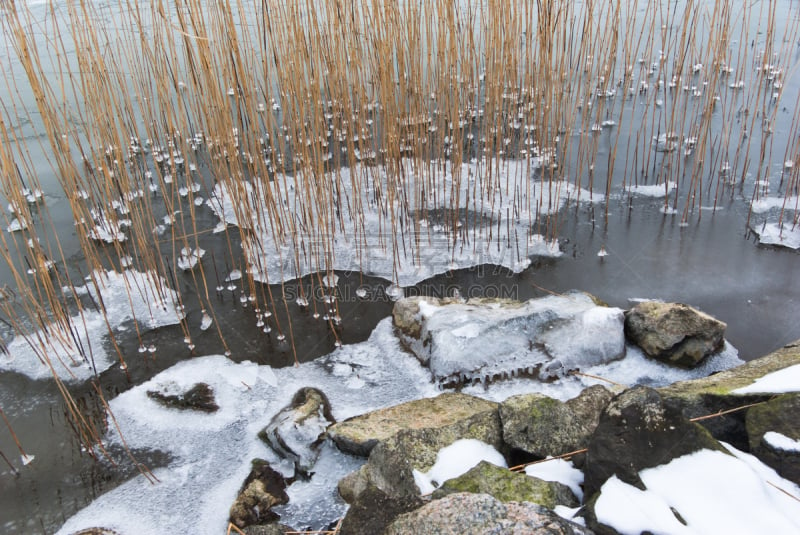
left=659, top=340, right=800, bottom=398
left=329, top=392, right=498, bottom=457
left=431, top=460, right=578, bottom=509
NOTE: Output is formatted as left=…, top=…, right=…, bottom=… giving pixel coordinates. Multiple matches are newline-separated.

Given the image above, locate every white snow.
left=524, top=457, right=584, bottom=500
left=763, top=431, right=800, bottom=452
left=733, top=363, right=800, bottom=394
left=412, top=439, right=507, bottom=495
left=595, top=444, right=800, bottom=535
left=0, top=269, right=184, bottom=381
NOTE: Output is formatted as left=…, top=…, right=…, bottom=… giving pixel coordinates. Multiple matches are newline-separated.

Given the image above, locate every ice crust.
left=56, top=311, right=745, bottom=534
left=207, top=160, right=596, bottom=287
left=0, top=269, right=184, bottom=381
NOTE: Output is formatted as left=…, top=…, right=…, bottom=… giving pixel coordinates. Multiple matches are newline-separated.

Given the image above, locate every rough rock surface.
left=584, top=385, right=725, bottom=499
left=384, top=492, right=592, bottom=535
left=658, top=340, right=800, bottom=448
left=258, top=387, right=334, bottom=477
left=393, top=292, right=626, bottom=386
left=146, top=382, right=219, bottom=412
left=431, top=460, right=578, bottom=509
left=624, top=301, right=726, bottom=367
left=501, top=385, right=614, bottom=458
left=338, top=405, right=502, bottom=501
left=338, top=483, right=424, bottom=535
left=229, top=460, right=290, bottom=529
left=746, top=393, right=800, bottom=484
left=329, top=392, right=498, bottom=456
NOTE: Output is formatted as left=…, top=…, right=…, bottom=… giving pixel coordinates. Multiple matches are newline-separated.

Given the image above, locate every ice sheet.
left=207, top=160, right=597, bottom=287
left=752, top=222, right=800, bottom=249
left=0, top=269, right=184, bottom=381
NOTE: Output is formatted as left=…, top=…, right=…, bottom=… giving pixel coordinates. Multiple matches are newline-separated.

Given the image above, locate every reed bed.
left=0, top=0, right=798, bottom=458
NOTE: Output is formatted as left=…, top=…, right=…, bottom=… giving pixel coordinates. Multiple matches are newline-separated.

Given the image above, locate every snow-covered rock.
left=393, top=292, right=626, bottom=385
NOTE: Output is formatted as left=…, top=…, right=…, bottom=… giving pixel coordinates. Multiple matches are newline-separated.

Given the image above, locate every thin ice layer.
left=207, top=160, right=598, bottom=287
left=0, top=269, right=184, bottom=381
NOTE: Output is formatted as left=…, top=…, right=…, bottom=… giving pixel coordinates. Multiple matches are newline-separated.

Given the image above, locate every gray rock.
left=329, top=392, right=498, bottom=456
left=393, top=292, right=625, bottom=386
left=432, top=460, right=579, bottom=509
left=338, top=404, right=503, bottom=501
left=384, top=492, right=593, bottom=534
left=145, top=382, right=219, bottom=412
left=625, top=301, right=726, bottom=367
left=584, top=386, right=725, bottom=499
left=229, top=460, right=289, bottom=529
left=746, top=393, right=800, bottom=484
left=338, top=483, right=424, bottom=535
left=258, top=387, right=335, bottom=478
left=501, top=385, right=614, bottom=458
left=658, top=340, right=800, bottom=449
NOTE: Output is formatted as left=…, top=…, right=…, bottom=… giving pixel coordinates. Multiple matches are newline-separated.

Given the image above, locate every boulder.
left=584, top=386, right=725, bottom=499
left=746, top=393, right=800, bottom=484
left=337, top=402, right=502, bottom=501
left=258, top=387, right=335, bottom=478
left=431, top=460, right=578, bottom=509
left=624, top=301, right=726, bottom=367
left=384, top=492, right=593, bottom=534
left=229, top=460, right=290, bottom=529
left=658, top=340, right=800, bottom=449
left=338, top=483, right=424, bottom=535
left=393, top=292, right=626, bottom=386
left=146, top=382, right=219, bottom=412
left=501, top=385, right=614, bottom=458
left=329, top=392, right=499, bottom=456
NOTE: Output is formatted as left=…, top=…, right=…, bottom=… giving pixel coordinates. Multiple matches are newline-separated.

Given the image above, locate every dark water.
left=1, top=1, right=799, bottom=533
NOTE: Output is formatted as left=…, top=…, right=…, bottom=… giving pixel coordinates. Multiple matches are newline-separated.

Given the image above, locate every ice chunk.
left=401, top=292, right=626, bottom=385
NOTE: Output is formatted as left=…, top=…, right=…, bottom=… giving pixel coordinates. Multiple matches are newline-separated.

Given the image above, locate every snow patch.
left=413, top=439, right=507, bottom=494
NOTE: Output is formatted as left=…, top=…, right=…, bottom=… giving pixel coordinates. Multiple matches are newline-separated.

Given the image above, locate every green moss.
left=431, top=461, right=577, bottom=509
